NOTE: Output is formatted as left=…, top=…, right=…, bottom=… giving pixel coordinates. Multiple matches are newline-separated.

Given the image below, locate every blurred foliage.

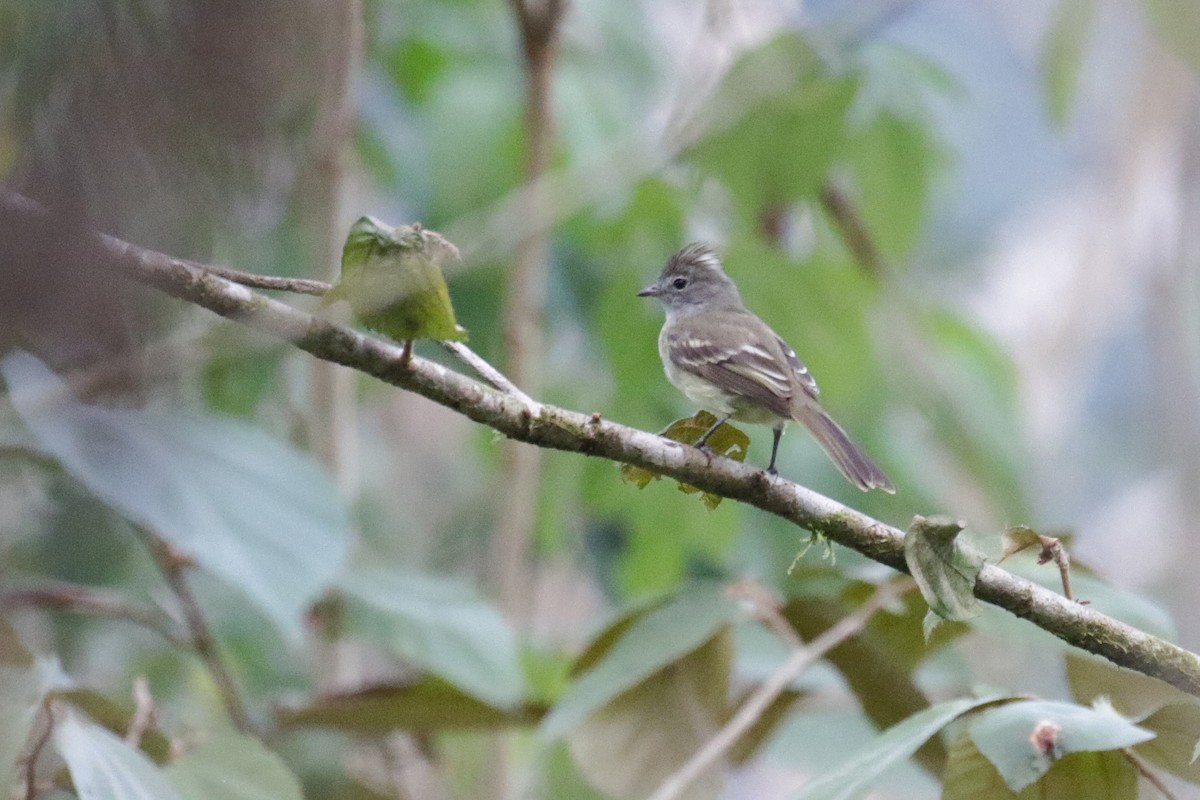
left=3, top=2, right=1200, bottom=799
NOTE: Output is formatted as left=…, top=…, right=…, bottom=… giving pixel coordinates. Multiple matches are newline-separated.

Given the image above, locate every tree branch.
left=5, top=186, right=1200, bottom=700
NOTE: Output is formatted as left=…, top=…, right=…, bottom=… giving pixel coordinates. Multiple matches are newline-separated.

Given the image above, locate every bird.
left=638, top=243, right=894, bottom=493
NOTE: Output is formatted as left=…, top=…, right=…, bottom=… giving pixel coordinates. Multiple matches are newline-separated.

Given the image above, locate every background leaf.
left=276, top=677, right=544, bottom=733
left=0, top=618, right=40, bottom=794
left=540, top=584, right=742, bottom=740
left=166, top=732, right=304, bottom=800
left=1, top=352, right=351, bottom=642
left=1040, top=0, right=1096, bottom=126
left=55, top=712, right=185, bottom=800
left=340, top=567, right=524, bottom=707
left=789, top=696, right=998, bottom=800
left=566, top=629, right=731, bottom=800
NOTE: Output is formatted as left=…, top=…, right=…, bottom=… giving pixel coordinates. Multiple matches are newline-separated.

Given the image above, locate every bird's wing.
left=775, top=336, right=819, bottom=398
left=665, top=314, right=795, bottom=418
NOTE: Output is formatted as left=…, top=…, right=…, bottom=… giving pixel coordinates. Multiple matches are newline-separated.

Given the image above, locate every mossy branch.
left=5, top=187, right=1200, bottom=698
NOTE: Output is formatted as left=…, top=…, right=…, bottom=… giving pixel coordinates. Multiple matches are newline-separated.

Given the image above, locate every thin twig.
left=146, top=535, right=255, bottom=735
left=1122, top=747, right=1178, bottom=800
left=0, top=445, right=58, bottom=470
left=648, top=580, right=914, bottom=800
left=819, top=180, right=885, bottom=278
left=0, top=580, right=188, bottom=646
left=1037, top=537, right=1076, bottom=602
left=438, top=341, right=537, bottom=404
left=727, top=579, right=804, bottom=650
left=24, top=701, right=54, bottom=800
left=200, top=264, right=331, bottom=296
left=125, top=676, right=156, bottom=749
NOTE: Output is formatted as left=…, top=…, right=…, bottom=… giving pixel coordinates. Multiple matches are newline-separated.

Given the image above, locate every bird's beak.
left=637, top=284, right=660, bottom=298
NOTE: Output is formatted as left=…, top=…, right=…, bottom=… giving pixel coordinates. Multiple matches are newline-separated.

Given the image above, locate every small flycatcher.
left=638, top=243, right=894, bottom=493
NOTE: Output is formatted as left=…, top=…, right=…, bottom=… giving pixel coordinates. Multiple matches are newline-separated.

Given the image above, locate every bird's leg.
left=766, top=424, right=784, bottom=475
left=694, top=415, right=728, bottom=451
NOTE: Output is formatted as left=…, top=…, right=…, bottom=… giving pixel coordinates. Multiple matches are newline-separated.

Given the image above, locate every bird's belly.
left=662, top=360, right=737, bottom=415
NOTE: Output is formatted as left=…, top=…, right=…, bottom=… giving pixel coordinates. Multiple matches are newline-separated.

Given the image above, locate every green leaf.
left=1031, top=750, right=1137, bottom=799
left=619, top=411, right=750, bottom=509
left=540, top=584, right=743, bottom=740
left=969, top=700, right=1153, bottom=792
left=340, top=567, right=523, bottom=708
left=844, top=111, right=942, bottom=261
left=788, top=696, right=999, bottom=800
left=328, top=217, right=467, bottom=342
left=1, top=352, right=351, bottom=642
left=567, top=629, right=731, bottom=800
left=51, top=689, right=171, bottom=763
left=0, top=618, right=40, bottom=794
left=903, top=515, right=983, bottom=623
left=1142, top=0, right=1200, bottom=73
left=1066, top=653, right=1197, bottom=720
left=166, top=732, right=304, bottom=800
left=1041, top=0, right=1097, bottom=126
left=942, top=731, right=1020, bottom=800
left=688, top=32, right=858, bottom=213
left=911, top=309, right=1029, bottom=518
left=943, top=731, right=1137, bottom=799
left=1132, top=703, right=1200, bottom=783
left=782, top=583, right=967, bottom=772
left=384, top=36, right=449, bottom=105
left=276, top=677, right=543, bottom=733
left=56, top=711, right=185, bottom=800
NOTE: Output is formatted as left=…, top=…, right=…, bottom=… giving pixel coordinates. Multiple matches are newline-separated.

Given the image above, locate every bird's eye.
left=671, top=277, right=688, bottom=290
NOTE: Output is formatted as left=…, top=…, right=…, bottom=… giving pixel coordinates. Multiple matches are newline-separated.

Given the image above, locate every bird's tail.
left=793, top=401, right=895, bottom=493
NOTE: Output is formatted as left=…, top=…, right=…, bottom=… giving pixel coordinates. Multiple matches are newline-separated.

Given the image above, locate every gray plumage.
left=638, top=243, right=894, bottom=493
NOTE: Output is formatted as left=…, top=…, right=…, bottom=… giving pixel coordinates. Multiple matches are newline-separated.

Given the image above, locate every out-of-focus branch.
left=492, top=0, right=567, bottom=621
left=648, top=580, right=915, bottom=800
left=0, top=580, right=187, bottom=646
left=819, top=180, right=885, bottom=278
left=145, top=535, right=255, bottom=735
left=4, top=187, right=1200, bottom=703
left=303, top=0, right=364, bottom=495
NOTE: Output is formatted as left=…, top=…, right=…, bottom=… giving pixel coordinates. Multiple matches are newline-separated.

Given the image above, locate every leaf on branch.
left=327, top=216, right=467, bottom=343
left=968, top=699, right=1153, bottom=792
left=1000, top=525, right=1077, bottom=601
left=903, top=515, right=984, bottom=626
left=619, top=412, right=749, bottom=509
